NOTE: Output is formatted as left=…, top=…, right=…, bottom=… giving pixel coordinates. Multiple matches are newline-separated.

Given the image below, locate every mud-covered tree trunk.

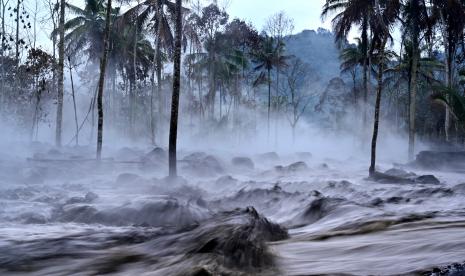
left=96, top=0, right=112, bottom=160
left=55, top=0, right=65, bottom=147
left=168, top=0, right=182, bottom=177
left=369, top=38, right=387, bottom=176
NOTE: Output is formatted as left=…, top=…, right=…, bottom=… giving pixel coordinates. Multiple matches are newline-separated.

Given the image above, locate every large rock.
left=231, top=157, right=254, bottom=170
left=181, top=154, right=224, bottom=177
left=141, top=147, right=167, bottom=163
left=275, top=161, right=308, bottom=174
left=414, top=151, right=465, bottom=170
left=369, top=171, right=440, bottom=184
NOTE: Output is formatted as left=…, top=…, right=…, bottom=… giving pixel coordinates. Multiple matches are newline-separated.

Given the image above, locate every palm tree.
left=96, top=0, right=112, bottom=160
left=431, top=0, right=465, bottom=141
left=322, top=0, right=374, bottom=128
left=340, top=38, right=365, bottom=104
left=168, top=0, right=182, bottom=177
left=368, top=0, right=401, bottom=176
left=58, top=0, right=120, bottom=63
left=401, top=0, right=433, bottom=160
left=251, top=35, right=289, bottom=140
left=188, top=32, right=246, bottom=117
left=432, top=84, right=465, bottom=134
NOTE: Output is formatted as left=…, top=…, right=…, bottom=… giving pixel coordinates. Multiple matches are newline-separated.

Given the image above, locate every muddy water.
left=0, top=144, right=464, bottom=275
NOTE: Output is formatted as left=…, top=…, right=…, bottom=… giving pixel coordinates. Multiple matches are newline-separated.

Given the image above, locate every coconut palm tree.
left=251, top=35, right=290, bottom=140
left=322, top=0, right=375, bottom=128
left=340, top=38, right=365, bottom=104
left=401, top=0, right=434, bottom=160
left=57, top=0, right=120, bottom=63
left=368, top=0, right=401, bottom=176
left=431, top=0, right=465, bottom=141
left=96, top=0, right=113, bottom=160
left=168, top=0, right=182, bottom=177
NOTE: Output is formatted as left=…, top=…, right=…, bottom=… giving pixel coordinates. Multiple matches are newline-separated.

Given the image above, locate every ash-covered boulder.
left=369, top=171, right=440, bottom=184
left=141, top=147, right=167, bottom=163
left=231, top=157, right=255, bottom=170
left=257, top=152, right=280, bottom=162
left=181, top=154, right=224, bottom=177
left=413, top=151, right=465, bottom=171
left=384, top=168, right=416, bottom=178
left=415, top=175, right=440, bottom=184
left=275, top=161, right=308, bottom=174
left=215, top=175, right=238, bottom=186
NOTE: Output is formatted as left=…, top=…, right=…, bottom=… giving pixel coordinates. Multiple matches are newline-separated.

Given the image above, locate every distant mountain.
left=284, top=28, right=343, bottom=83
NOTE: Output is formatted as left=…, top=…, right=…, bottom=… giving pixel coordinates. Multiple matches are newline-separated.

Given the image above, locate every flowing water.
left=1, top=142, right=464, bottom=275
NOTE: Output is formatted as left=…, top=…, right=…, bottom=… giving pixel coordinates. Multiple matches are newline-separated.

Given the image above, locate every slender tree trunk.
left=96, top=0, right=112, bottom=160
left=15, top=0, right=19, bottom=62
left=168, top=0, right=182, bottom=177
left=150, top=53, right=156, bottom=145
left=445, top=54, right=451, bottom=142
left=361, top=19, right=368, bottom=130
left=55, top=0, right=65, bottom=147
left=267, top=69, right=271, bottom=142
left=156, top=37, right=163, bottom=134
left=69, top=60, right=79, bottom=145
left=408, top=0, right=419, bottom=161
left=369, top=38, right=387, bottom=176
left=132, top=13, right=138, bottom=138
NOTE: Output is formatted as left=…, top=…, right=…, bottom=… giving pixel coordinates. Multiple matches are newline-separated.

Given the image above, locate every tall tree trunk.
left=408, top=0, right=419, bottom=161
left=69, top=59, right=79, bottom=146
left=369, top=38, right=387, bottom=176
left=150, top=52, right=156, bottom=145
left=132, top=15, right=138, bottom=138
left=156, top=37, right=163, bottom=133
left=168, top=0, right=182, bottom=177
left=15, top=0, right=19, bottom=63
left=96, top=0, right=112, bottom=160
left=267, top=69, right=271, bottom=142
left=361, top=18, right=368, bottom=130
left=55, top=0, right=65, bottom=147
left=445, top=50, right=452, bottom=142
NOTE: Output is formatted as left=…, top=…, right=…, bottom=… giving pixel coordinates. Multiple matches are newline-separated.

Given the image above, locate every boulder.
left=142, top=147, right=167, bottom=163
left=257, top=152, right=280, bottom=162
left=414, top=151, right=465, bottom=170
left=231, top=157, right=255, bottom=170
left=414, top=175, right=440, bottom=184
left=275, top=161, right=308, bottom=174
left=384, top=168, right=416, bottom=178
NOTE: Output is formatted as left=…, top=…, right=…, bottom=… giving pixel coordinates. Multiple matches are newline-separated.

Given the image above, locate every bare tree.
left=169, top=0, right=182, bottom=177
left=281, top=57, right=312, bottom=143
left=96, top=0, right=112, bottom=160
